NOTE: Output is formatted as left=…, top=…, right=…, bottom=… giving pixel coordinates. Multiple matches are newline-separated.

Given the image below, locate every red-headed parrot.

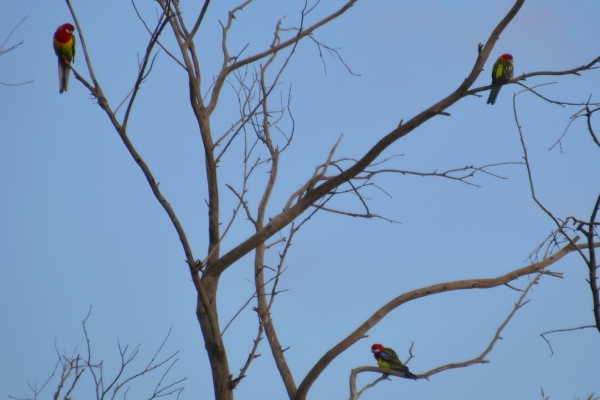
left=487, top=53, right=513, bottom=105
left=53, top=23, right=76, bottom=93
left=371, top=343, right=418, bottom=380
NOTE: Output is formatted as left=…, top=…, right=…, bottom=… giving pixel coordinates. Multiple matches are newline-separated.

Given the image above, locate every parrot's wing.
left=493, top=61, right=513, bottom=85
left=71, top=34, right=76, bottom=63
left=380, top=348, right=402, bottom=364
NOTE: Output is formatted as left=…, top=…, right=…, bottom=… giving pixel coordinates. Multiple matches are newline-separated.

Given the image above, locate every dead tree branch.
left=10, top=310, right=185, bottom=400
left=297, top=235, right=581, bottom=400
left=540, top=325, right=597, bottom=356
left=349, top=273, right=543, bottom=400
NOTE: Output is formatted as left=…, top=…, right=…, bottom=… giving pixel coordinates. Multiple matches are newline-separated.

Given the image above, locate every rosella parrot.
left=487, top=53, right=513, bottom=105
left=53, top=23, right=76, bottom=93
left=371, top=343, right=418, bottom=380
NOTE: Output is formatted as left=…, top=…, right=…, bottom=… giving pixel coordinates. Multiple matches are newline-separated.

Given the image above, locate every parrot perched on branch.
left=487, top=53, right=513, bottom=105
left=53, top=23, right=76, bottom=94
left=371, top=343, right=418, bottom=380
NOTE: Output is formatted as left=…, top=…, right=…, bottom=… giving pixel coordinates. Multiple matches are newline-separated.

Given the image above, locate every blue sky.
left=1, top=1, right=599, bottom=399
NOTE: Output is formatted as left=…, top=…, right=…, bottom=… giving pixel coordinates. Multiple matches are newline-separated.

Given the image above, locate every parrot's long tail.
left=404, top=370, right=418, bottom=380
left=487, top=85, right=501, bottom=105
left=58, top=59, right=71, bottom=94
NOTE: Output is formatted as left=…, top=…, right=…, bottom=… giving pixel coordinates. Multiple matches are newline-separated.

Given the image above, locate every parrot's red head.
left=55, top=23, right=75, bottom=38
left=54, top=23, right=75, bottom=45
left=500, top=53, right=513, bottom=61
left=371, top=344, right=384, bottom=353
left=60, top=23, right=75, bottom=34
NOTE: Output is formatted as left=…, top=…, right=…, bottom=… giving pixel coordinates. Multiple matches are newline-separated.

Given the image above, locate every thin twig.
left=540, top=325, right=597, bottom=356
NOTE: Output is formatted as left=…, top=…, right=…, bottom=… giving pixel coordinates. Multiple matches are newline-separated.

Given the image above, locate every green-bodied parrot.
left=487, top=53, right=514, bottom=105
left=371, top=343, right=418, bottom=380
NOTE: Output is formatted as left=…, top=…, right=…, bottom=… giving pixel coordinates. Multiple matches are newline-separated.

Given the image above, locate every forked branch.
left=348, top=273, right=544, bottom=400
left=296, top=236, right=582, bottom=400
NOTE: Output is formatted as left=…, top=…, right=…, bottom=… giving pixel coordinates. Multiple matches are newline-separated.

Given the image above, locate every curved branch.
left=295, top=236, right=581, bottom=400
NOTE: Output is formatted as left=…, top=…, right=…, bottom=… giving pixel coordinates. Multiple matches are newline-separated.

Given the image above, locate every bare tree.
left=10, top=309, right=185, bottom=400
left=23, top=0, right=599, bottom=399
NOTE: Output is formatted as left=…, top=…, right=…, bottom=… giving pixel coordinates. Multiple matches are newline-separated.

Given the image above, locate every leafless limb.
left=132, top=0, right=185, bottom=68
left=9, top=360, right=61, bottom=400
left=0, top=16, right=26, bottom=56
left=248, top=19, right=303, bottom=395
left=302, top=33, right=360, bottom=76
left=65, top=0, right=101, bottom=89
left=120, top=10, right=172, bottom=128
left=357, top=161, right=523, bottom=188
left=229, top=224, right=295, bottom=388
left=550, top=101, right=600, bottom=153
left=216, top=0, right=359, bottom=90
left=526, top=223, right=575, bottom=265
left=540, top=325, right=597, bottom=356
left=505, top=282, right=524, bottom=292
left=197, top=179, right=251, bottom=269
left=299, top=233, right=585, bottom=400
left=515, top=82, right=600, bottom=107
left=309, top=204, right=400, bottom=223
left=513, top=87, right=588, bottom=262
left=349, top=273, right=544, bottom=400
left=299, top=158, right=520, bottom=226
left=54, top=348, right=85, bottom=400
left=229, top=321, right=264, bottom=390
left=426, top=273, right=544, bottom=375
left=214, top=69, right=257, bottom=151
left=186, top=0, right=211, bottom=44
left=10, top=310, right=184, bottom=400
left=284, top=135, right=344, bottom=211
left=221, top=260, right=290, bottom=337
left=549, top=105, right=595, bottom=152
left=216, top=26, right=297, bottom=164
left=541, top=387, right=550, bottom=400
